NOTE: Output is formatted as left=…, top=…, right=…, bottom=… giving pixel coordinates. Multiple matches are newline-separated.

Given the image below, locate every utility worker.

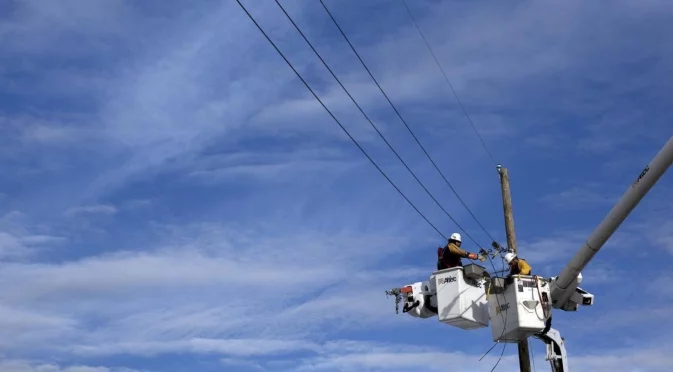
left=504, top=252, right=532, bottom=277
left=436, top=233, right=479, bottom=270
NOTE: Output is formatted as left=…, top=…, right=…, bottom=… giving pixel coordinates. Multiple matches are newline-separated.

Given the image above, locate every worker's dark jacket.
left=437, top=243, right=469, bottom=270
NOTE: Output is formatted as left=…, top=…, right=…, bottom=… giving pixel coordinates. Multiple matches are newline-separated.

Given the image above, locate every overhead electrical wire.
left=394, top=3, right=519, bottom=366
left=235, top=4, right=541, bottom=371
left=480, top=253, right=513, bottom=371
left=399, top=0, right=498, bottom=167
left=318, top=0, right=498, bottom=246
left=479, top=254, right=509, bottom=367
left=490, top=342, right=508, bottom=372
left=234, top=0, right=447, bottom=239
left=271, top=0, right=486, bottom=247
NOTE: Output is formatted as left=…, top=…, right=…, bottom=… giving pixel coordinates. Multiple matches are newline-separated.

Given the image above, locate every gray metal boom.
left=550, top=135, right=673, bottom=308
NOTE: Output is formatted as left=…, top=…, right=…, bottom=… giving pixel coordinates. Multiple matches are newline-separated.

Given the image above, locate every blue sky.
left=1, top=0, right=672, bottom=371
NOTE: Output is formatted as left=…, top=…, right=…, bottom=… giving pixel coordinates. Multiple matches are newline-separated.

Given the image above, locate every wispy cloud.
left=0, top=212, right=66, bottom=259
left=0, top=232, right=64, bottom=259
left=71, top=338, right=319, bottom=359
left=0, top=222, right=417, bottom=357
left=64, top=204, right=118, bottom=217
left=1, top=0, right=672, bottom=371
left=186, top=147, right=360, bottom=184
left=0, top=114, right=90, bottom=147
left=0, top=359, right=140, bottom=372
left=539, top=186, right=618, bottom=210
left=517, top=230, right=588, bottom=266
left=650, top=220, right=673, bottom=254
left=571, top=347, right=673, bottom=372
left=296, top=347, right=520, bottom=372
left=292, top=339, right=673, bottom=372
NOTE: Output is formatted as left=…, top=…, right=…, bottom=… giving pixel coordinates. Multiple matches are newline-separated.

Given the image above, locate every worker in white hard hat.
left=504, top=252, right=532, bottom=277
left=436, top=232, right=479, bottom=270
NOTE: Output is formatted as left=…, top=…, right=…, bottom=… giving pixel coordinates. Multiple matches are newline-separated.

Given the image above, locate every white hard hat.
left=504, top=252, right=516, bottom=264
left=449, top=233, right=462, bottom=242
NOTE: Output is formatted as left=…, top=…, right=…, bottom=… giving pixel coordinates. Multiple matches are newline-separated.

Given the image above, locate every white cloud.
left=503, top=229, right=639, bottom=286
left=0, top=359, right=140, bottom=372
left=517, top=230, right=588, bottom=267
left=19, top=235, right=63, bottom=244
left=0, top=212, right=66, bottom=259
left=0, top=247, right=341, bottom=302
left=291, top=338, right=673, bottom=372
left=119, top=199, right=152, bottom=210
left=296, top=344, right=673, bottom=372
left=23, top=125, right=78, bottom=144
left=4, top=342, right=672, bottom=372
left=0, top=115, right=88, bottom=147
left=1, top=1, right=673, bottom=371
left=63, top=204, right=118, bottom=217
left=539, top=187, right=618, bottom=210
left=186, top=147, right=360, bottom=184
left=297, top=349, right=519, bottom=372
left=70, top=338, right=321, bottom=359
left=0, top=222, right=420, bottom=356
left=1, top=0, right=668, bottom=219
left=651, top=220, right=673, bottom=254
left=0, top=232, right=37, bottom=258
left=220, top=358, right=265, bottom=370
left=579, top=262, right=622, bottom=284
left=650, top=276, right=673, bottom=298
left=0, top=304, right=75, bottom=332
left=570, top=346, right=673, bottom=372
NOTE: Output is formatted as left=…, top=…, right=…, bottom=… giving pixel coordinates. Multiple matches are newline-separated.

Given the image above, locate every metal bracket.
left=479, top=241, right=508, bottom=262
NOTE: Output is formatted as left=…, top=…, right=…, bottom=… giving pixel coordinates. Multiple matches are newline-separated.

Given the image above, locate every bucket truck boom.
left=385, top=135, right=673, bottom=372
left=549, top=135, right=673, bottom=310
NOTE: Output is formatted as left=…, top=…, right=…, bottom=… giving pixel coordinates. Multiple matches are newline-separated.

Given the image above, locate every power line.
left=479, top=254, right=508, bottom=362
left=399, top=0, right=498, bottom=166
left=234, top=0, right=446, bottom=239
left=272, top=0, right=485, bottom=247
left=490, top=342, right=508, bottom=372
left=318, top=0, right=498, bottom=246
left=480, top=252, right=513, bottom=371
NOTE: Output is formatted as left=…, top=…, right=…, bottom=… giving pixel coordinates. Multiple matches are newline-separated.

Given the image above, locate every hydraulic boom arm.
left=550, top=135, right=673, bottom=309
left=384, top=135, right=673, bottom=372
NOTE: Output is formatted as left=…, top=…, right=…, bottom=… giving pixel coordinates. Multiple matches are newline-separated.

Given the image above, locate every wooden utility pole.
left=497, top=164, right=532, bottom=372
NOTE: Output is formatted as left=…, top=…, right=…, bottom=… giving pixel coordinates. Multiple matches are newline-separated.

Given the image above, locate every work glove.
left=467, top=253, right=478, bottom=260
